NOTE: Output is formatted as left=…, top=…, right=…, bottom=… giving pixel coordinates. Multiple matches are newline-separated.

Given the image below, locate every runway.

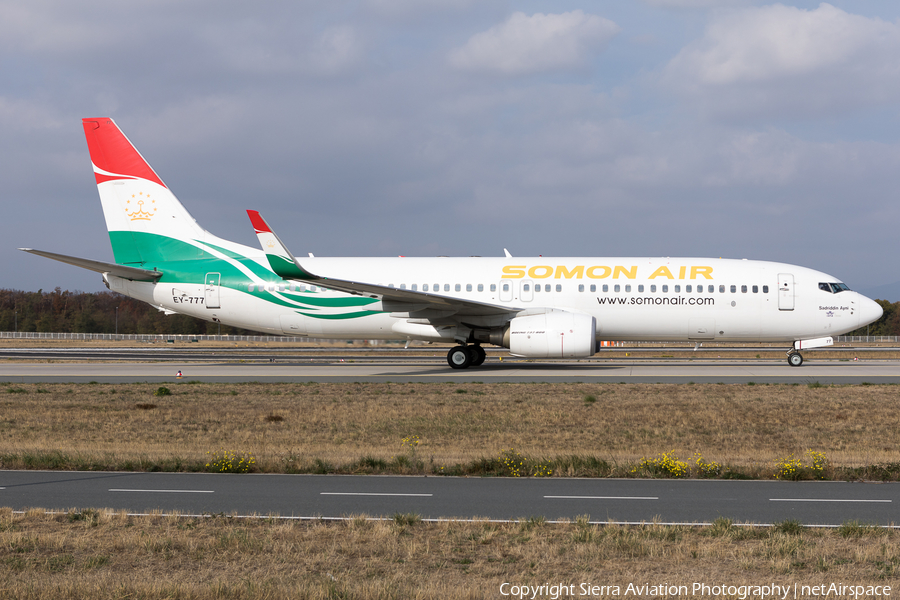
left=0, top=354, right=898, bottom=384
left=1, top=471, right=896, bottom=526
left=2, top=351, right=897, bottom=525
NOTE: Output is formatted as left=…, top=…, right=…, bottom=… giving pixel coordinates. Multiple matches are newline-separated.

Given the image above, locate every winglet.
left=247, top=210, right=316, bottom=280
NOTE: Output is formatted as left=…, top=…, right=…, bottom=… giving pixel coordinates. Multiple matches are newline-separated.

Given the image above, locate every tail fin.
left=83, top=118, right=206, bottom=265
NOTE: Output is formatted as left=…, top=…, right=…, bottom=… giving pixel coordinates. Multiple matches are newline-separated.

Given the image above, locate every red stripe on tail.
left=246, top=210, right=272, bottom=234
left=82, top=118, right=166, bottom=188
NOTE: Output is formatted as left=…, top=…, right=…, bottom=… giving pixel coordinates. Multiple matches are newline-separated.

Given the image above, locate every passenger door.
left=205, top=272, right=221, bottom=309
left=777, top=273, right=794, bottom=311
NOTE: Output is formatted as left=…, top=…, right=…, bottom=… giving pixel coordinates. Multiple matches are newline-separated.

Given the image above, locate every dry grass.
left=0, top=508, right=896, bottom=599
left=0, top=382, right=899, bottom=477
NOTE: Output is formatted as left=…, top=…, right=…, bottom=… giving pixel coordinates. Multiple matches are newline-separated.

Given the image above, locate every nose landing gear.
left=787, top=351, right=803, bottom=367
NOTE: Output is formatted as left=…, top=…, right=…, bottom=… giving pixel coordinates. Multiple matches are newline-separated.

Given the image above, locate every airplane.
left=21, top=118, right=883, bottom=369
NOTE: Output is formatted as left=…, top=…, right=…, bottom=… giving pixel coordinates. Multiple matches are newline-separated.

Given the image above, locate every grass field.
left=0, top=508, right=897, bottom=599
left=0, top=381, right=899, bottom=479
left=2, top=381, right=899, bottom=598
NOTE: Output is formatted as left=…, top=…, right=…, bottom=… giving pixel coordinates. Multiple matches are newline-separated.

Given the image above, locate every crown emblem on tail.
left=124, top=194, right=157, bottom=221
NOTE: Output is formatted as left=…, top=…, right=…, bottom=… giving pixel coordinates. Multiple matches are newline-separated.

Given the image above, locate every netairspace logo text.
left=498, top=582, right=892, bottom=599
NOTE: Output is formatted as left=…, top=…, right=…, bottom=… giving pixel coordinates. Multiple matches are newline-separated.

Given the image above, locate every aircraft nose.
left=858, top=295, right=883, bottom=328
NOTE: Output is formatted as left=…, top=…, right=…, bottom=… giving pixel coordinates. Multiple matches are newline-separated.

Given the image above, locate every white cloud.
left=641, top=0, right=744, bottom=8
left=663, top=3, right=900, bottom=117
left=448, top=10, right=620, bottom=75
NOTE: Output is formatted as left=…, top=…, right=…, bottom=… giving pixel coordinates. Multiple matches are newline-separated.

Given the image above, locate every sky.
left=3, top=0, right=900, bottom=298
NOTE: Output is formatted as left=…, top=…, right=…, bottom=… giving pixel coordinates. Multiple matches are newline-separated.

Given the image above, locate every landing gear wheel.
left=468, top=345, right=486, bottom=366
left=447, top=346, right=471, bottom=369
left=787, top=352, right=803, bottom=367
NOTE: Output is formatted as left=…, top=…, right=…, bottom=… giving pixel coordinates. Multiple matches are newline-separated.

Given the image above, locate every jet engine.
left=496, top=310, right=597, bottom=358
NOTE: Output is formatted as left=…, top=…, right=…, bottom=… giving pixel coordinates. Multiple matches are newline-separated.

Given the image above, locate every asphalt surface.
left=0, top=354, right=898, bottom=384
left=1, top=471, right=897, bottom=526
left=2, top=349, right=898, bottom=525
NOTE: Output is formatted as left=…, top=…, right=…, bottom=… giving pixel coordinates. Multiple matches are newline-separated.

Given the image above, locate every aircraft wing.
left=247, top=210, right=518, bottom=318
left=19, top=248, right=164, bottom=281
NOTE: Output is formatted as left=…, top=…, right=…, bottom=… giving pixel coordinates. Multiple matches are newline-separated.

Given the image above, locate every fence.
left=0, top=332, right=897, bottom=344
left=0, top=332, right=316, bottom=343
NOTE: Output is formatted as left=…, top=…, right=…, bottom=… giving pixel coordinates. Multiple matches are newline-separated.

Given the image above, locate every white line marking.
left=320, top=492, right=432, bottom=497
left=769, top=498, right=891, bottom=503
left=109, top=489, right=214, bottom=494
left=544, top=495, right=658, bottom=500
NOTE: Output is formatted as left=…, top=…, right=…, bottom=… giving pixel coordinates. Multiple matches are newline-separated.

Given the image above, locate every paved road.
left=1, top=471, right=896, bottom=526
left=0, top=358, right=898, bottom=384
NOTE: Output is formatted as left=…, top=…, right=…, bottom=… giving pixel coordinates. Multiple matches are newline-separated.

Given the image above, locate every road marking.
left=770, top=498, right=891, bottom=503
left=109, top=489, right=214, bottom=494
left=320, top=492, right=433, bottom=497
left=545, top=495, right=658, bottom=500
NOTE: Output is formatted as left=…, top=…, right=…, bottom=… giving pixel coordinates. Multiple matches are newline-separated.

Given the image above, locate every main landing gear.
left=787, top=351, right=803, bottom=367
left=447, top=344, right=486, bottom=369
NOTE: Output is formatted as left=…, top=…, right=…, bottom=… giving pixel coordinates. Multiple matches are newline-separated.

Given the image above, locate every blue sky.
left=3, top=0, right=900, bottom=297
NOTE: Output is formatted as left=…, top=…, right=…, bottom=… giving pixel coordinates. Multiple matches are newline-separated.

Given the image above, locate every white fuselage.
left=111, top=251, right=879, bottom=344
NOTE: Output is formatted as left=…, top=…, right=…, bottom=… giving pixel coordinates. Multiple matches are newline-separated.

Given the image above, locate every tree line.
left=0, top=287, right=895, bottom=337
left=0, top=288, right=254, bottom=335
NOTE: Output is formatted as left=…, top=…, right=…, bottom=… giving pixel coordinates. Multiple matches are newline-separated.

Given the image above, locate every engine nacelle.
left=508, top=310, right=596, bottom=358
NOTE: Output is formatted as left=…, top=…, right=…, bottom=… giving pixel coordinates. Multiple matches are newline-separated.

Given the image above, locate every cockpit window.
left=819, top=282, right=851, bottom=293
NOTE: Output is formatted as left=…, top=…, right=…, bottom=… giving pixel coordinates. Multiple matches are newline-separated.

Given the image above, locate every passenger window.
left=674, top=285, right=680, bottom=293
left=299, top=285, right=306, bottom=292
left=708, top=285, right=714, bottom=293
left=730, top=285, right=735, bottom=293
left=719, top=285, right=725, bottom=293
left=556, top=284, right=562, bottom=292
left=543, top=284, right=550, bottom=292
left=400, top=284, right=407, bottom=290
left=455, top=284, right=461, bottom=292
left=741, top=285, right=747, bottom=293
left=248, top=284, right=255, bottom=292
left=309, top=286, right=317, bottom=292
left=590, top=285, right=596, bottom=292
left=423, top=284, right=429, bottom=292
left=752, top=285, right=758, bottom=293
left=638, top=285, right=645, bottom=293
left=466, top=284, right=472, bottom=292
left=411, top=284, right=417, bottom=291
left=523, top=284, right=531, bottom=292
left=434, top=283, right=439, bottom=291
left=444, top=284, right=450, bottom=292
left=625, top=285, right=631, bottom=293
left=650, top=285, right=656, bottom=293
left=477, top=284, right=484, bottom=292
left=662, top=285, right=668, bottom=293
left=490, top=284, right=497, bottom=292
left=502, top=283, right=509, bottom=292
left=763, top=285, right=769, bottom=293
left=388, top=284, right=395, bottom=289
left=534, top=285, right=541, bottom=293
left=578, top=284, right=584, bottom=292
left=614, top=285, right=621, bottom=292
left=686, top=285, right=692, bottom=292
left=602, top=284, right=608, bottom=292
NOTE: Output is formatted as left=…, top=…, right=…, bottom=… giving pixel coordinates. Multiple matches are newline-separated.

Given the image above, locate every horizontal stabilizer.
left=19, top=248, right=163, bottom=281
